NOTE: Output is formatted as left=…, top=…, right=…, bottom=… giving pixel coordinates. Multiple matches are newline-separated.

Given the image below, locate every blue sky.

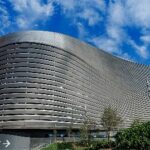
left=0, top=0, right=150, bottom=65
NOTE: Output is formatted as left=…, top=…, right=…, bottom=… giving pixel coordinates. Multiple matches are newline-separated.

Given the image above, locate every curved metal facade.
left=0, top=31, right=149, bottom=129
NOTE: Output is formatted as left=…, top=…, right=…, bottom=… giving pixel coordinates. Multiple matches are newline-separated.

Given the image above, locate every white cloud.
left=16, top=17, right=28, bottom=29
left=0, top=3, right=10, bottom=34
left=55, top=0, right=106, bottom=12
left=87, top=1, right=130, bottom=60
left=108, top=1, right=126, bottom=27
left=106, top=25, right=126, bottom=43
left=77, top=0, right=106, bottom=26
left=93, top=0, right=106, bottom=11
left=55, top=0, right=106, bottom=37
left=77, top=9, right=102, bottom=26
left=76, top=22, right=88, bottom=39
left=91, top=0, right=150, bottom=60
left=140, top=35, right=150, bottom=43
left=9, top=0, right=54, bottom=29
left=54, top=0, right=76, bottom=11
left=129, top=39, right=149, bottom=59
left=108, top=0, right=150, bottom=29
left=126, top=0, right=150, bottom=28
left=90, top=36, right=134, bottom=62
left=90, top=36, right=120, bottom=54
left=89, top=1, right=127, bottom=57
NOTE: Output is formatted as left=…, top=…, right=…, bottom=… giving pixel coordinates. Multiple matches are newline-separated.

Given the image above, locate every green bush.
left=41, top=121, right=150, bottom=150
left=41, top=142, right=73, bottom=150
left=85, top=140, right=116, bottom=150
left=77, top=140, right=93, bottom=147
left=41, top=143, right=57, bottom=150
left=94, top=140, right=115, bottom=149
left=115, top=121, right=150, bottom=150
left=58, top=142, right=73, bottom=149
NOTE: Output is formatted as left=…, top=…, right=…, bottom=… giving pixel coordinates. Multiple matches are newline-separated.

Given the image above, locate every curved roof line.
left=0, top=30, right=149, bottom=68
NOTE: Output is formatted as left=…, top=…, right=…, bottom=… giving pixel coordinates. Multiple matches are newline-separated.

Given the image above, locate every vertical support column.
left=53, top=129, right=57, bottom=143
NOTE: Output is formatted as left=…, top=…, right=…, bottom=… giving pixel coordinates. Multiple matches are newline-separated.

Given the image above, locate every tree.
left=80, top=114, right=96, bottom=146
left=101, top=106, right=122, bottom=142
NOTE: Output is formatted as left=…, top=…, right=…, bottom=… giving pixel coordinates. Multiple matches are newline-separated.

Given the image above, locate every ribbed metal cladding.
left=0, top=31, right=150, bottom=129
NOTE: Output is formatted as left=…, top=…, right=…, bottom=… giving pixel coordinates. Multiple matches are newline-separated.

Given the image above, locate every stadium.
left=0, top=31, right=149, bottom=148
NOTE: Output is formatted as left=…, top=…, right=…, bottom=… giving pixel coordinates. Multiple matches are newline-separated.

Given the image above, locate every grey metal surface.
left=0, top=134, right=30, bottom=150
left=0, top=31, right=149, bottom=129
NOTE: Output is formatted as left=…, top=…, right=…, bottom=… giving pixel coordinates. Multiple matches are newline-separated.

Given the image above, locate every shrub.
left=94, top=140, right=115, bottom=149
left=41, top=143, right=57, bottom=150
left=41, top=142, right=73, bottom=150
left=115, top=121, right=150, bottom=150
left=85, top=140, right=116, bottom=150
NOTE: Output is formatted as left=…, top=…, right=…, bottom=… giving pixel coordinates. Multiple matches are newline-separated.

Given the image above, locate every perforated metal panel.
left=0, top=31, right=149, bottom=129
